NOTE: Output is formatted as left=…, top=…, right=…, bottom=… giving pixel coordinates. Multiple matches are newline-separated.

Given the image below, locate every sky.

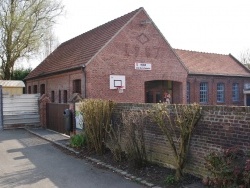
left=25, top=0, right=250, bottom=68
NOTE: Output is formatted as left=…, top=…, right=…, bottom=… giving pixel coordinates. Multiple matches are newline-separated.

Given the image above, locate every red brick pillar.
left=39, top=94, right=51, bottom=128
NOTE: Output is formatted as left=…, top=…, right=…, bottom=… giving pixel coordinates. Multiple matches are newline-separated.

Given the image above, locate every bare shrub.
left=79, top=99, right=115, bottom=155
left=122, top=110, right=148, bottom=168
left=149, top=103, right=201, bottom=181
left=105, top=124, right=124, bottom=162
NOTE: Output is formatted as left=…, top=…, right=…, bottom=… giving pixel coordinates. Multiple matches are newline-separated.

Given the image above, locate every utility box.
left=63, top=109, right=73, bottom=132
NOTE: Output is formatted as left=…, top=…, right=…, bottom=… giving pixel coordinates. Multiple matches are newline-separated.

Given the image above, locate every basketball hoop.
left=116, top=86, right=124, bottom=93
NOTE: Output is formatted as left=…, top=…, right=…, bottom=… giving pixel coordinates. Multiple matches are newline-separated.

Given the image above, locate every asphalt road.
left=0, top=129, right=145, bottom=188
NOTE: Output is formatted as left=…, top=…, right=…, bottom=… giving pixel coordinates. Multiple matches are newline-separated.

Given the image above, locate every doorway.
left=145, top=80, right=172, bottom=103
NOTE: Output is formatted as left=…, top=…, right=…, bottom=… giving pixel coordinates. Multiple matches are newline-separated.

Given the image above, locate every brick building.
left=25, top=7, right=250, bottom=106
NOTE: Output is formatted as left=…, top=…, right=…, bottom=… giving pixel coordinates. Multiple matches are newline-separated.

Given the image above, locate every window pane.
left=59, top=90, right=61, bottom=103
left=217, top=83, right=225, bottom=103
left=187, top=82, right=190, bottom=104
left=40, top=84, right=45, bottom=95
left=33, top=85, right=37, bottom=94
left=232, top=83, right=239, bottom=102
left=63, top=90, right=67, bottom=103
left=28, top=86, right=31, bottom=94
left=73, top=79, right=81, bottom=94
left=200, top=82, right=208, bottom=103
left=51, top=91, right=55, bottom=102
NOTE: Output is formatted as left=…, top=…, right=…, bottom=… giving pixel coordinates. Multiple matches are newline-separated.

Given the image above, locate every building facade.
left=25, top=7, right=250, bottom=106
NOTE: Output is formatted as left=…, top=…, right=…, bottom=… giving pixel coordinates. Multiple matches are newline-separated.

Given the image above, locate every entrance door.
left=247, top=94, right=250, bottom=106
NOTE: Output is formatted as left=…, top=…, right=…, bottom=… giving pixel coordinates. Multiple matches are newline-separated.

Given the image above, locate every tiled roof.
left=25, top=8, right=142, bottom=80
left=174, top=49, right=250, bottom=76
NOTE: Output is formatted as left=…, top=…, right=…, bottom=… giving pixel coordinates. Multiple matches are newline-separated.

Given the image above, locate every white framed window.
left=200, top=82, right=208, bottom=103
left=232, top=83, right=239, bottom=102
left=217, top=83, right=225, bottom=103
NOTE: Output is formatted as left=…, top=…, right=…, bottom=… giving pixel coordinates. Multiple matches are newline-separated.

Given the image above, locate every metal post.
left=0, top=85, right=3, bottom=130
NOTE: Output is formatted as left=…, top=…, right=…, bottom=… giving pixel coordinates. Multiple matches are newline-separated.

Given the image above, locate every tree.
left=0, top=0, right=64, bottom=80
left=11, top=67, right=32, bottom=81
left=40, top=28, right=60, bottom=61
left=240, top=49, right=250, bottom=69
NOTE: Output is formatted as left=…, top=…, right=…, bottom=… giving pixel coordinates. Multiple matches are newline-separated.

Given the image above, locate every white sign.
left=135, top=63, right=152, bottom=70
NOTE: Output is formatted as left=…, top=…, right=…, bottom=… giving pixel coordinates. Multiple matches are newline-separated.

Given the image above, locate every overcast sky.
left=25, top=0, right=250, bottom=68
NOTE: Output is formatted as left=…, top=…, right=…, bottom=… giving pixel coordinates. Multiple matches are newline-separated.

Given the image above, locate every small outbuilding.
left=0, top=80, right=25, bottom=95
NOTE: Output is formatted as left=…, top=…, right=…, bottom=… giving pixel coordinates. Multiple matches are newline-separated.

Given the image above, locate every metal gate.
left=2, top=93, right=40, bottom=129
left=46, top=103, right=69, bottom=135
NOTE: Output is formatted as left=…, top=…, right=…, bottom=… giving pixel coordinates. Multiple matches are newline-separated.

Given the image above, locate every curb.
left=25, top=128, right=161, bottom=187
left=25, top=128, right=79, bottom=155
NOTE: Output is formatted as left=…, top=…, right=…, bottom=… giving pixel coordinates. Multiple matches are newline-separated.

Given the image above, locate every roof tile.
left=174, top=49, right=250, bottom=76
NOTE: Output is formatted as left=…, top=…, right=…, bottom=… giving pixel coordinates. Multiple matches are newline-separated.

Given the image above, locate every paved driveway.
left=0, top=129, right=145, bottom=188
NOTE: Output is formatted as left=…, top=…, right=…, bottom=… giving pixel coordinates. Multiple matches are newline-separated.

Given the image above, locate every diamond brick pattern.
left=137, top=33, right=149, bottom=44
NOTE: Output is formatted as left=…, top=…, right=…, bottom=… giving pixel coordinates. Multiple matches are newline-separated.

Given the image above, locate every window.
left=51, top=91, right=55, bottom=102
left=40, top=84, right=45, bottom=95
left=156, top=92, right=161, bottom=103
left=33, top=85, right=37, bottom=94
left=28, top=86, right=31, bottom=94
left=187, top=82, right=190, bottom=104
left=217, top=83, right=225, bottom=103
left=59, top=90, right=61, bottom=103
left=200, top=82, right=208, bottom=103
left=73, top=79, right=81, bottom=94
left=63, top=90, right=67, bottom=103
left=232, top=83, right=239, bottom=102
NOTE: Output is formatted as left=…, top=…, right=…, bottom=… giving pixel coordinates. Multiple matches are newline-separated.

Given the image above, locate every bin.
left=63, top=109, right=73, bottom=132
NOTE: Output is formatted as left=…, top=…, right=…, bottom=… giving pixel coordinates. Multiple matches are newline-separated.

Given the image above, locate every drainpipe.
left=81, top=65, right=86, bottom=98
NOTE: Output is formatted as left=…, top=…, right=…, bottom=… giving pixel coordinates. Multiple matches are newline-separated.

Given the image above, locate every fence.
left=2, top=93, right=40, bottom=129
left=46, top=103, right=69, bottom=135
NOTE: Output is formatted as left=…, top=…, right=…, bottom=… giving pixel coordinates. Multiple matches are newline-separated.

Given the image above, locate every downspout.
left=81, top=65, right=86, bottom=98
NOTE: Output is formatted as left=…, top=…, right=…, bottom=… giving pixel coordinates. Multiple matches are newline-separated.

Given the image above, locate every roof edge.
left=24, top=66, right=83, bottom=81
left=229, top=53, right=250, bottom=74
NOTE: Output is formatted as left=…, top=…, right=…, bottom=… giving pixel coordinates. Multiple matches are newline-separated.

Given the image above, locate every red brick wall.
left=85, top=10, right=188, bottom=103
left=26, top=70, right=83, bottom=103
left=113, top=103, right=250, bottom=177
left=188, top=75, right=250, bottom=106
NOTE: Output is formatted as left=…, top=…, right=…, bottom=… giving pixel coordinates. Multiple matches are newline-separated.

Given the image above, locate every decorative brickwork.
left=113, top=103, right=250, bottom=177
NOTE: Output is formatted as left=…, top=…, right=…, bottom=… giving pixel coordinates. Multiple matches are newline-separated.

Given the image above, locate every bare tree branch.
left=240, top=49, right=250, bottom=69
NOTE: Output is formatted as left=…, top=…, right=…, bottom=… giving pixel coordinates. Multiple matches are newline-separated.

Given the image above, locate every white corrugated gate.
left=2, top=93, right=40, bottom=129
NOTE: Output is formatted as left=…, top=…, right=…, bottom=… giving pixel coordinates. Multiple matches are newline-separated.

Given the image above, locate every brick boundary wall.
left=112, top=103, right=250, bottom=177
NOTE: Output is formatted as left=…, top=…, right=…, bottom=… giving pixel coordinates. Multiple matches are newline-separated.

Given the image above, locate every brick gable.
left=25, top=8, right=142, bottom=80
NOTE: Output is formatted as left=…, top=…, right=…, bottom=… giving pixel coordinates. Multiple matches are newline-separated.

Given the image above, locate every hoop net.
left=116, top=86, right=124, bottom=93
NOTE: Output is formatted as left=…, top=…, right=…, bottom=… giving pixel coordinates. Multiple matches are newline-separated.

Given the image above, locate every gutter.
left=188, top=73, right=250, bottom=78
